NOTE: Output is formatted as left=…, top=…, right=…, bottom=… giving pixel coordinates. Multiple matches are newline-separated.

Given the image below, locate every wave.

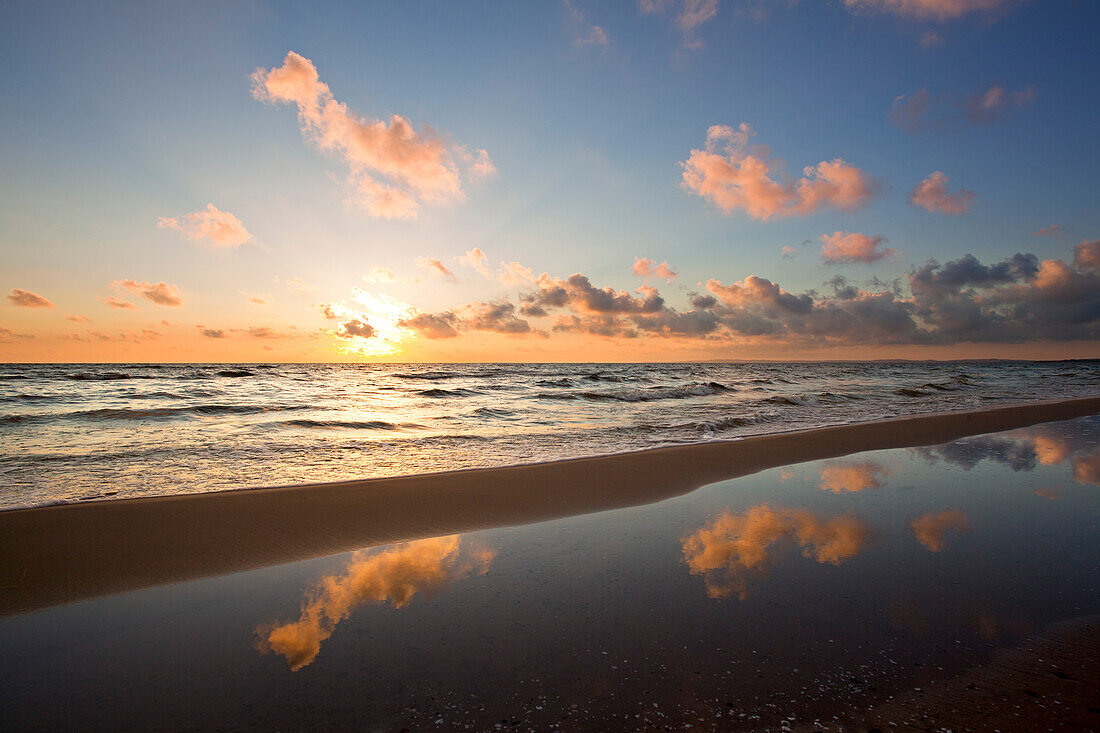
left=534, top=378, right=574, bottom=388
left=540, top=381, right=734, bottom=403
left=2, top=404, right=309, bottom=424
left=417, top=388, right=483, bottom=398
left=66, top=372, right=152, bottom=381
left=282, top=419, right=416, bottom=430
left=470, top=407, right=518, bottom=418
left=895, top=387, right=932, bottom=398
left=680, top=414, right=771, bottom=434
left=216, top=369, right=254, bottom=378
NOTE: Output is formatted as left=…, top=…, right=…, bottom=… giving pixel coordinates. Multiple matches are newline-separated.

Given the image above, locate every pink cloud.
left=844, top=0, right=1013, bottom=20
left=1034, top=224, right=1066, bottom=239
left=416, top=257, right=458, bottom=283
left=157, top=204, right=252, bottom=247
left=252, top=51, right=494, bottom=219
left=1073, top=239, right=1100, bottom=271
left=633, top=257, right=678, bottom=282
left=362, top=266, right=397, bottom=284
left=564, top=0, right=609, bottom=46
left=919, top=30, right=944, bottom=48
left=781, top=246, right=798, bottom=260
left=820, top=231, right=895, bottom=265
left=5, top=289, right=54, bottom=308
left=100, top=296, right=138, bottom=309
left=964, top=85, right=1035, bottom=123
left=681, top=123, right=876, bottom=220
left=458, top=248, right=491, bottom=278
left=908, top=171, right=975, bottom=215
left=112, top=280, right=183, bottom=306
left=639, top=0, right=719, bottom=48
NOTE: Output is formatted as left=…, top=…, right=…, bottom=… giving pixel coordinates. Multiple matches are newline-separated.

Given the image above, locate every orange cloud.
left=157, top=203, right=252, bottom=247
left=681, top=123, right=875, bottom=220
left=1072, top=452, right=1100, bottom=486
left=1073, top=239, right=1100, bottom=271
left=100, top=296, right=137, bottom=310
left=416, top=257, right=458, bottom=283
left=6, top=289, right=54, bottom=308
left=633, top=257, right=678, bottom=282
left=111, top=280, right=183, bottom=306
left=1035, top=224, right=1066, bottom=239
left=682, top=505, right=870, bottom=599
left=908, top=171, right=975, bottom=215
left=257, top=536, right=494, bottom=670
left=844, top=0, right=1013, bottom=20
left=820, top=231, right=895, bottom=265
left=252, top=51, right=493, bottom=219
left=910, top=510, right=971, bottom=552
left=819, top=460, right=891, bottom=493
left=363, top=266, right=397, bottom=284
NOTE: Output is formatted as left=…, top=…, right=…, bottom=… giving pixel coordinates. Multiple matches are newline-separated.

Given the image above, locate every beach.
left=3, top=395, right=1098, bottom=617
left=2, top=397, right=1098, bottom=730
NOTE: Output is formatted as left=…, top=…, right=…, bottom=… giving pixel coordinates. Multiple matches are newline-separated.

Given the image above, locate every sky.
left=1, top=0, right=1098, bottom=362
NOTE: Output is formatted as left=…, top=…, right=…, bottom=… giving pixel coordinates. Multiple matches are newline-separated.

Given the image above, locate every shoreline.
left=1, top=394, right=1098, bottom=617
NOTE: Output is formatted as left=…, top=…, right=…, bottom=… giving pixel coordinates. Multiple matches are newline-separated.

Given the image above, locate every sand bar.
left=2, top=395, right=1098, bottom=617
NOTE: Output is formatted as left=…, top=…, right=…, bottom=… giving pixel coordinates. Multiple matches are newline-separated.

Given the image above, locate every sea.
left=1, top=361, right=1097, bottom=510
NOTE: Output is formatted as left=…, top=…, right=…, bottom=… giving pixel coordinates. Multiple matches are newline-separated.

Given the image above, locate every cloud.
left=100, top=296, right=138, bottom=309
left=1073, top=239, right=1100, bottom=271
left=5, top=289, right=54, bottom=308
left=417, top=257, right=458, bottom=283
left=820, top=231, right=895, bottom=265
left=323, top=289, right=415, bottom=356
left=257, top=536, right=494, bottom=670
left=1034, top=225, right=1066, bottom=239
left=919, top=30, right=944, bottom=47
left=463, top=301, right=533, bottom=334
left=281, top=276, right=317, bottom=295
left=335, top=319, right=375, bottom=339
left=252, top=51, right=493, bottom=219
left=157, top=204, right=252, bottom=248
left=362, top=266, right=397, bottom=284
left=908, top=171, right=975, bottom=215
left=457, top=248, right=491, bottom=278
left=964, top=85, right=1036, bottom=123
left=564, top=0, right=609, bottom=46
left=682, top=505, right=870, bottom=600
left=200, top=328, right=226, bottom=339
left=681, top=123, right=876, bottom=220
left=843, top=0, right=1014, bottom=21
left=633, top=257, right=678, bottom=282
left=640, top=0, right=719, bottom=48
left=910, top=510, right=971, bottom=552
left=111, top=280, right=183, bottom=306
left=399, top=311, right=461, bottom=339
left=781, top=245, right=798, bottom=260
left=891, top=85, right=1034, bottom=131
left=0, top=326, right=33, bottom=341
left=66, top=315, right=91, bottom=322
left=819, top=461, right=891, bottom=493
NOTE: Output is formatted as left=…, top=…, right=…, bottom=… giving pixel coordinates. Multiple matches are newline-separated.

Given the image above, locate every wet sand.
left=2, top=395, right=1099, bottom=617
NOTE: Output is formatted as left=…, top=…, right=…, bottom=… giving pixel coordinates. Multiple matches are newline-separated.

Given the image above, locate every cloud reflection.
left=681, top=505, right=870, bottom=600
left=819, top=460, right=891, bottom=493
left=910, top=510, right=972, bottom=552
left=257, top=535, right=494, bottom=670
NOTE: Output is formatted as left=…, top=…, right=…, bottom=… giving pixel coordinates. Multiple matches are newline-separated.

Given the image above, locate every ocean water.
left=0, top=361, right=1097, bottom=509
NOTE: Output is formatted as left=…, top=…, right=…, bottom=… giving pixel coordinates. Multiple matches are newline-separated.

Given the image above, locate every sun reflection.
left=257, top=535, right=494, bottom=670
left=681, top=505, right=870, bottom=600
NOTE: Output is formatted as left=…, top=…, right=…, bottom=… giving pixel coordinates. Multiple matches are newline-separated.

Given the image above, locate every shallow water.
left=1, top=361, right=1098, bottom=509
left=1, top=416, right=1097, bottom=730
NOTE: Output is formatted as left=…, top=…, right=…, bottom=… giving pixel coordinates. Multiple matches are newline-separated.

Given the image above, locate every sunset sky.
left=2, top=0, right=1098, bottom=362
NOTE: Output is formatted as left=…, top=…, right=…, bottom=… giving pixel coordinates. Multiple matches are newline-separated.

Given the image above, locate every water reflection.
left=909, top=510, right=972, bottom=552
left=681, top=505, right=870, bottom=600
left=916, top=421, right=1100, bottom=486
left=818, top=460, right=890, bottom=493
left=257, top=535, right=494, bottom=670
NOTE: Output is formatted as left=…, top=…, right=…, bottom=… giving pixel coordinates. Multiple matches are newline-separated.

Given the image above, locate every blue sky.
left=1, top=0, right=1098, bottom=361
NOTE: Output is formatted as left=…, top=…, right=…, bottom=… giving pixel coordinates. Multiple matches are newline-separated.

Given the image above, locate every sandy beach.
left=2, top=394, right=1098, bottom=618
